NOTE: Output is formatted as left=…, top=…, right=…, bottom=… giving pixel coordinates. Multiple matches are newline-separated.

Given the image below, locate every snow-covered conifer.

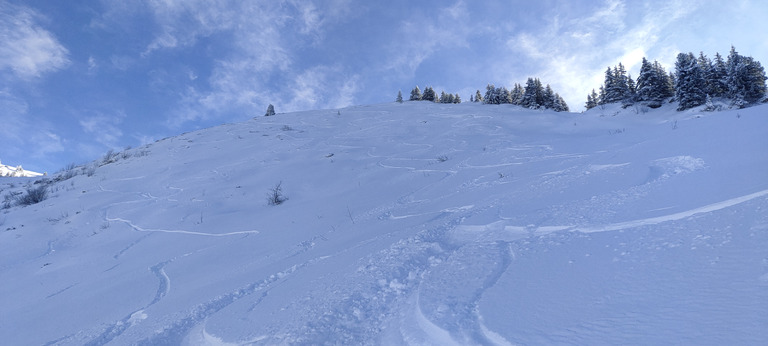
left=484, top=84, right=497, bottom=104
left=710, top=52, right=728, bottom=97
left=726, top=46, right=767, bottom=107
left=510, top=84, right=524, bottom=105
left=422, top=87, right=436, bottom=102
left=542, top=84, right=555, bottom=109
left=636, top=57, right=667, bottom=103
left=410, top=86, right=422, bottom=101
left=675, top=52, right=707, bottom=110
left=697, top=52, right=714, bottom=96
left=553, top=93, right=569, bottom=112
left=626, top=73, right=637, bottom=104
left=265, top=104, right=276, bottom=116
left=521, top=78, right=541, bottom=109
left=585, top=89, right=598, bottom=110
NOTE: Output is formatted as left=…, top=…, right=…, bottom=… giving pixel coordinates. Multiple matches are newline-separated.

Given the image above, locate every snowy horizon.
left=1, top=0, right=768, bottom=172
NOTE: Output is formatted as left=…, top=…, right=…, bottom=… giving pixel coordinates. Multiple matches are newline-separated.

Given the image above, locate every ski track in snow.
left=138, top=251, right=341, bottom=344
left=106, top=216, right=260, bottom=237
left=451, top=188, right=768, bottom=238
left=573, top=188, right=768, bottom=233
left=381, top=187, right=768, bottom=345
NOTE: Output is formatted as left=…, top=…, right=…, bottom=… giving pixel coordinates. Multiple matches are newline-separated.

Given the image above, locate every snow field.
left=0, top=101, right=766, bottom=344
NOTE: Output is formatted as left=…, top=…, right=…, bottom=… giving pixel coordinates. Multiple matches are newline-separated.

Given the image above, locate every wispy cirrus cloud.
left=505, top=0, right=699, bottom=110
left=0, top=2, right=68, bottom=170
left=385, top=0, right=473, bottom=77
left=0, top=1, right=69, bottom=79
left=130, top=0, right=361, bottom=127
left=0, top=90, right=64, bottom=168
left=79, top=111, right=126, bottom=149
left=287, top=65, right=361, bottom=111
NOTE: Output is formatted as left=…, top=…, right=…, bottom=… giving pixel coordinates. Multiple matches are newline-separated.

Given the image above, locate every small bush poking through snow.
left=101, top=149, right=119, bottom=166
left=16, top=185, right=49, bottom=206
left=267, top=181, right=288, bottom=206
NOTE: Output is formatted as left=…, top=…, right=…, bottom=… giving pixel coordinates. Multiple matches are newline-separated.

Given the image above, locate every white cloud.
left=0, top=2, right=70, bottom=78
left=0, top=89, right=64, bottom=161
left=385, top=0, right=472, bottom=76
left=137, top=1, right=360, bottom=126
left=110, top=55, right=135, bottom=71
left=0, top=89, right=29, bottom=142
left=504, top=0, right=702, bottom=110
left=144, top=30, right=179, bottom=54
left=285, top=65, right=361, bottom=111
left=287, top=0, right=353, bottom=42
left=87, top=55, right=98, bottom=73
left=79, top=112, right=126, bottom=149
left=331, top=75, right=361, bottom=109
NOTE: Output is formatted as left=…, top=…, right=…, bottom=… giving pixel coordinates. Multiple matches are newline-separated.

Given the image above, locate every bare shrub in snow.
left=101, top=149, right=119, bottom=166
left=2, top=192, right=17, bottom=209
left=55, top=163, right=79, bottom=182
left=16, top=185, right=49, bottom=206
left=267, top=181, right=288, bottom=206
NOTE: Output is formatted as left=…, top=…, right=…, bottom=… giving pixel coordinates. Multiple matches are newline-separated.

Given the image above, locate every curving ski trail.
left=105, top=216, right=260, bottom=237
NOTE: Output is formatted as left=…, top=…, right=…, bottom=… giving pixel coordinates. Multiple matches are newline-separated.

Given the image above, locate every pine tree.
left=602, top=67, right=615, bottom=103
left=396, top=90, right=403, bottom=103
left=265, top=104, right=276, bottom=116
left=636, top=58, right=671, bottom=106
left=474, top=90, right=483, bottom=103
left=453, top=93, right=461, bottom=103
left=726, top=46, right=745, bottom=106
left=697, top=52, right=714, bottom=96
left=603, top=63, right=631, bottom=104
left=598, top=85, right=607, bottom=105
left=510, top=83, right=524, bottom=105
left=675, top=52, right=707, bottom=110
left=666, top=71, right=676, bottom=99
left=616, top=63, right=631, bottom=103
left=636, top=57, right=653, bottom=101
left=410, top=86, right=422, bottom=101
left=422, top=87, right=436, bottom=102
left=726, top=46, right=767, bottom=107
left=710, top=52, right=728, bottom=97
left=485, top=84, right=511, bottom=105
left=522, top=78, right=541, bottom=109
left=483, top=84, right=495, bottom=104
left=585, top=89, right=598, bottom=110
left=542, top=84, right=555, bottom=109
left=500, top=86, right=512, bottom=104
left=533, top=78, right=545, bottom=107
left=626, top=73, right=637, bottom=103
left=553, top=93, right=569, bottom=112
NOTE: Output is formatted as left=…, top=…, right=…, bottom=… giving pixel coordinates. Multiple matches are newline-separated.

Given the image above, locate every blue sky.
left=2, top=0, right=766, bottom=173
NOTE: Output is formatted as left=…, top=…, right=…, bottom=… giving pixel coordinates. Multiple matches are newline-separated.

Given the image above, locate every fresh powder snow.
left=1, top=101, right=766, bottom=345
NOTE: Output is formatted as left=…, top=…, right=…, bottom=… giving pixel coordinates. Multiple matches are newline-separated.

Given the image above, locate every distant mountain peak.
left=0, top=160, right=44, bottom=177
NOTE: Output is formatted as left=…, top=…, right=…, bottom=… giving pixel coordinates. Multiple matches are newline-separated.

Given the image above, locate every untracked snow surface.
left=1, top=102, right=767, bottom=345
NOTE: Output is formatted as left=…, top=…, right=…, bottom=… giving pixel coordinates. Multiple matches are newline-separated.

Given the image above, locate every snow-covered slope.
left=1, top=102, right=767, bottom=345
left=0, top=161, right=44, bottom=177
